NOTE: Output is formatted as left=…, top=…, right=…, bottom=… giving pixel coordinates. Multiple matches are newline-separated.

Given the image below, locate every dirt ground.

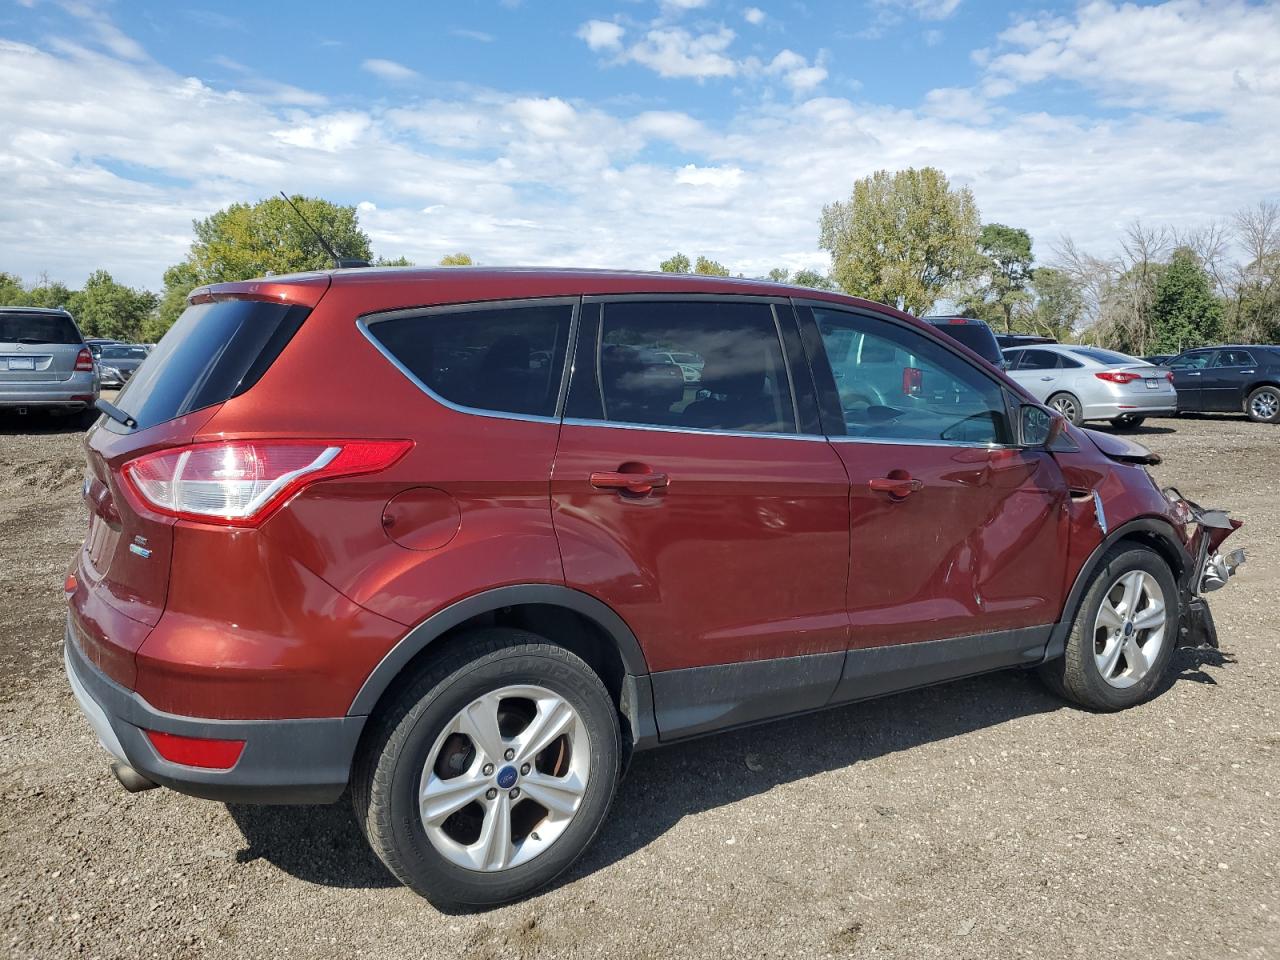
left=1, top=409, right=1276, bottom=960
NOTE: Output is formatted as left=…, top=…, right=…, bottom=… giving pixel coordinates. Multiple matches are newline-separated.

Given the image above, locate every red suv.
left=66, top=269, right=1244, bottom=908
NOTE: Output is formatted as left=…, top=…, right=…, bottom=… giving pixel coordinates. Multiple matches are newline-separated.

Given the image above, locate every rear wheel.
left=1047, top=392, right=1084, bottom=426
left=1246, top=385, right=1280, bottom=423
left=1038, top=545, right=1179, bottom=711
left=1109, top=414, right=1146, bottom=429
left=352, top=628, right=621, bottom=909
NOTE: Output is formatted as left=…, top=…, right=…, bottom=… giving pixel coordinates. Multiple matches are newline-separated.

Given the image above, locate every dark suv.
left=66, top=269, right=1243, bottom=908
left=1166, top=345, right=1280, bottom=422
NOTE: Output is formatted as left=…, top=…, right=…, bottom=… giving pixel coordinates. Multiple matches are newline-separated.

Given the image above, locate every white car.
left=1002, top=344, right=1177, bottom=429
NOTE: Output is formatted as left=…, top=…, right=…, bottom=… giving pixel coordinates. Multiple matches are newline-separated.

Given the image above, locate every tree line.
left=4, top=178, right=1276, bottom=351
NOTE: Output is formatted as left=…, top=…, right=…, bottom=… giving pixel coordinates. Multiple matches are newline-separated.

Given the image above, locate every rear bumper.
left=1081, top=394, right=1177, bottom=420
left=64, top=621, right=364, bottom=804
left=0, top=373, right=98, bottom=408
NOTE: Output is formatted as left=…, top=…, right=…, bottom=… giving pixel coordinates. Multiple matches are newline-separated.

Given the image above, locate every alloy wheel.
left=1250, top=389, right=1279, bottom=421
left=1049, top=395, right=1078, bottom=421
left=419, top=684, right=590, bottom=872
left=1092, top=570, right=1168, bottom=689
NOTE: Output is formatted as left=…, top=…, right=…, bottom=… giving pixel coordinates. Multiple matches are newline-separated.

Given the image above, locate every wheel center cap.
left=1124, top=621, right=1134, bottom=637
left=496, top=765, right=518, bottom=789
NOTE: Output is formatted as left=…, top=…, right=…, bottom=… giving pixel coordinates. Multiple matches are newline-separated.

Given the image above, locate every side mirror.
left=1020, top=403, right=1069, bottom=448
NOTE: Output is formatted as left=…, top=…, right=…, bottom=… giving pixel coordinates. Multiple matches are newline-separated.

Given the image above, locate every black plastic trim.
left=348, top=584, right=653, bottom=716
left=65, top=628, right=361, bottom=804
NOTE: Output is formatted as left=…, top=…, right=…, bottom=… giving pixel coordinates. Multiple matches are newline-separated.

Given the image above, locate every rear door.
left=1202, top=349, right=1258, bottom=412
left=797, top=303, right=1069, bottom=699
left=551, top=297, right=851, bottom=739
left=1168, top=350, right=1215, bottom=409
left=0, top=310, right=83, bottom=383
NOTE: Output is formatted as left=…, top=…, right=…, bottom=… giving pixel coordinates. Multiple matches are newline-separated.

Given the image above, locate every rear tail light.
left=1095, top=371, right=1141, bottom=384
left=902, top=366, right=924, bottom=396
left=145, top=730, right=244, bottom=769
left=122, top=439, right=412, bottom=527
left=74, top=348, right=93, bottom=371
left=1166, top=372, right=1175, bottom=383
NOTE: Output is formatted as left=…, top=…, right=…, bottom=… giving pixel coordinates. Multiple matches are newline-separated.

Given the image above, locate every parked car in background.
left=85, top=338, right=120, bottom=360
left=0, top=306, right=99, bottom=424
left=95, top=343, right=150, bottom=388
left=997, top=333, right=1057, bottom=349
left=925, top=316, right=1005, bottom=367
left=1166, top=345, right=1280, bottom=423
left=65, top=268, right=1243, bottom=909
left=1002, top=344, right=1176, bottom=428
left=1142, top=354, right=1174, bottom=366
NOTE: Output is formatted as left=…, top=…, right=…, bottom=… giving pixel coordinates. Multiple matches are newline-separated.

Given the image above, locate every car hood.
left=1080, top=427, right=1161, bottom=466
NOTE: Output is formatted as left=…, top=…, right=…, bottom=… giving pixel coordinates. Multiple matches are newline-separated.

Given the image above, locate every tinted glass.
left=368, top=302, right=572, bottom=418
left=1215, top=350, right=1256, bottom=367
left=1170, top=352, right=1213, bottom=369
left=926, top=320, right=1003, bottom=365
left=815, top=308, right=1011, bottom=444
left=0, top=312, right=79, bottom=344
left=116, top=300, right=307, bottom=430
left=593, top=300, right=795, bottom=434
left=102, top=345, right=148, bottom=360
left=1016, top=349, right=1061, bottom=370
left=1069, top=347, right=1137, bottom=365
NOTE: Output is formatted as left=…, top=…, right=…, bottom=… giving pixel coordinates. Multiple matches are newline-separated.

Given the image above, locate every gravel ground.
left=1, top=410, right=1277, bottom=960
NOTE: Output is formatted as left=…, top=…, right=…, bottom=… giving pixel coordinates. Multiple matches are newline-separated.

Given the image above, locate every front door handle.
left=1187, top=371, right=1201, bottom=376
left=590, top=470, right=669, bottom=495
left=1039, top=376, right=1055, bottom=381
left=869, top=476, right=924, bottom=498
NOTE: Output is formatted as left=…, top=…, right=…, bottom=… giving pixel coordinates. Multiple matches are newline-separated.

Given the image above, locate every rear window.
left=364, top=301, right=573, bottom=418
left=1069, top=347, right=1136, bottom=365
left=114, top=299, right=308, bottom=430
left=0, top=311, right=80, bottom=345
left=926, top=320, right=1003, bottom=365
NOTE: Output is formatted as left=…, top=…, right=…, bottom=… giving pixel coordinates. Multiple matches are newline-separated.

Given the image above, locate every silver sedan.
left=1002, top=344, right=1177, bottom=429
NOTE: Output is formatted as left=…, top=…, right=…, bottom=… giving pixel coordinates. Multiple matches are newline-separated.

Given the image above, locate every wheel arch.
left=1242, top=379, right=1280, bottom=410
left=1042, top=516, right=1192, bottom=663
left=348, top=585, right=657, bottom=748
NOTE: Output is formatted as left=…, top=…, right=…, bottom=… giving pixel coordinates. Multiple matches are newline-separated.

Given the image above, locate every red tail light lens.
left=74, top=348, right=94, bottom=371
left=145, top=730, right=244, bottom=769
left=1166, top=372, right=1175, bottom=383
left=123, top=439, right=412, bottom=526
left=1095, top=371, right=1141, bottom=384
left=902, top=366, right=924, bottom=396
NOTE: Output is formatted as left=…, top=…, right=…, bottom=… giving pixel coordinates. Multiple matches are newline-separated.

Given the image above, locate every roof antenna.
left=278, top=191, right=370, bottom=269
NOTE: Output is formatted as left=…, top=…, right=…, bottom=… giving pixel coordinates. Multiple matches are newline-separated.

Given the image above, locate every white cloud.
left=360, top=58, right=419, bottom=83
left=625, top=26, right=738, bottom=80
left=766, top=49, right=827, bottom=93
left=875, top=0, right=963, bottom=21
left=743, top=7, right=766, bottom=26
left=576, top=19, right=625, bottom=51
left=451, top=28, right=494, bottom=43
left=984, top=0, right=1280, bottom=116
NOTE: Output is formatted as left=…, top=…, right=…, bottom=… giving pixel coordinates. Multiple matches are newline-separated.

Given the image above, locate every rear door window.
left=364, top=301, right=573, bottom=419
left=1214, top=349, right=1256, bottom=367
left=582, top=300, right=797, bottom=434
left=1015, top=349, right=1061, bottom=370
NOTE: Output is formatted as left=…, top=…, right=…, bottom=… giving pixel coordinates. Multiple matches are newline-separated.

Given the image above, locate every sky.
left=1, top=0, right=1278, bottom=291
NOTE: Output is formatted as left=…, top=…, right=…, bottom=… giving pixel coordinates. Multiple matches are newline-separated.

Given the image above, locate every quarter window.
left=812, top=308, right=1011, bottom=445
left=590, top=300, right=796, bottom=434
left=365, top=302, right=573, bottom=418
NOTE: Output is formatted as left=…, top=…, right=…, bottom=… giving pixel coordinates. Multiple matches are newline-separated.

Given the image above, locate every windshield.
left=0, top=312, right=80, bottom=344
left=102, top=345, right=148, bottom=360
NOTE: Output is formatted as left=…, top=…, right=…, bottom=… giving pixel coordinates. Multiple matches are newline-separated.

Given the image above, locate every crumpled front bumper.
left=1165, top=488, right=1245, bottom=649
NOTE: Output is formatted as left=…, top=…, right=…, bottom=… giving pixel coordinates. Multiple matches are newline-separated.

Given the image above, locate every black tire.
left=1109, top=415, right=1146, bottom=429
left=352, top=628, right=621, bottom=909
left=1038, top=545, right=1179, bottom=711
left=1047, top=391, right=1084, bottom=426
left=1245, top=385, right=1280, bottom=424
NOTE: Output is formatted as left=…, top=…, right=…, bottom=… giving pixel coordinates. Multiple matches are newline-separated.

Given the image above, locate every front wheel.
left=352, top=629, right=621, bottom=908
left=1047, top=392, right=1084, bottom=426
left=1038, top=545, right=1179, bottom=711
left=1246, top=385, right=1280, bottom=423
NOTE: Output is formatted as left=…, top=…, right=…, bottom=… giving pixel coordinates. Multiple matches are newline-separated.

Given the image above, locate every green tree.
left=766, top=267, right=790, bottom=282
left=1026, top=267, right=1083, bottom=341
left=438, top=253, right=473, bottom=266
left=66, top=270, right=158, bottom=341
left=819, top=167, right=981, bottom=315
left=693, top=256, right=730, bottom=277
left=0, top=271, right=27, bottom=305
left=792, top=269, right=834, bottom=290
left=154, top=262, right=202, bottom=332
left=963, top=223, right=1034, bottom=333
left=659, top=252, right=691, bottom=273
left=376, top=255, right=415, bottom=267
left=1150, top=247, right=1223, bottom=352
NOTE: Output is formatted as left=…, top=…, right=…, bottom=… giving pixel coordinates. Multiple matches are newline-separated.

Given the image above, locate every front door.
left=796, top=304, right=1070, bottom=701
left=1168, top=350, right=1215, bottom=410
left=1202, top=348, right=1258, bottom=412
left=551, top=298, right=851, bottom=739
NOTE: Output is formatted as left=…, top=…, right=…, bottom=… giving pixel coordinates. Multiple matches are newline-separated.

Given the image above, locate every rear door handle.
left=869, top=476, right=924, bottom=498
left=1039, top=376, right=1055, bottom=381
left=1187, top=371, right=1201, bottom=376
left=590, top=471, right=669, bottom=495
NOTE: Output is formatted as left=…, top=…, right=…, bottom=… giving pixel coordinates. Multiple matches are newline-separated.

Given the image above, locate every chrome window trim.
left=561, top=417, right=828, bottom=442
left=355, top=297, right=580, bottom=426
left=828, top=435, right=1018, bottom=451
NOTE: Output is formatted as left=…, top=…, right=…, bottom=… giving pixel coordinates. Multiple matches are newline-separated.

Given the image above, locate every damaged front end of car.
left=1162, top=486, right=1245, bottom=649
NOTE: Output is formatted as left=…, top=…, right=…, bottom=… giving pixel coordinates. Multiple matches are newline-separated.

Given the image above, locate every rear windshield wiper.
left=95, top=398, right=137, bottom=429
